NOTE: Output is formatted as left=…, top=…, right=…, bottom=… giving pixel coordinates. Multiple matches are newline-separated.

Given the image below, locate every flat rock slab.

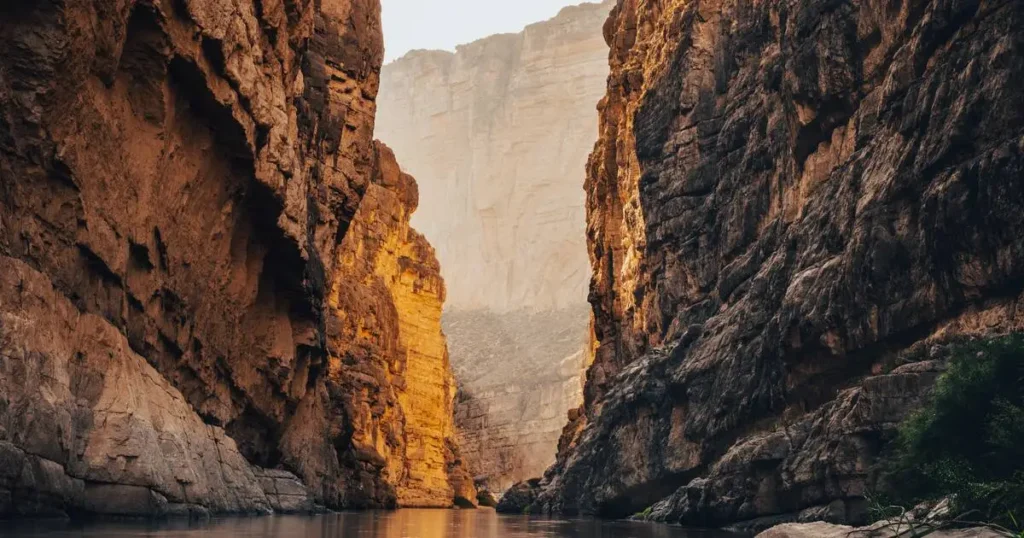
left=758, top=522, right=1005, bottom=538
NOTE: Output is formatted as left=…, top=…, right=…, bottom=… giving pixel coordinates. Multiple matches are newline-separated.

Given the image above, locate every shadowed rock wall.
left=518, top=0, right=1024, bottom=527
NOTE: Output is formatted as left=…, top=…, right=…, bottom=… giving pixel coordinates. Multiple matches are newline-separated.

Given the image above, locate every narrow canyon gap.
left=376, top=0, right=613, bottom=494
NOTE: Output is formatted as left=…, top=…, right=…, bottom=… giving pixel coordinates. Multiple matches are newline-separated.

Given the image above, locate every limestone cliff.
left=375, top=1, right=611, bottom=492
left=0, top=0, right=469, bottom=516
left=518, top=0, right=1024, bottom=527
left=446, top=307, right=590, bottom=493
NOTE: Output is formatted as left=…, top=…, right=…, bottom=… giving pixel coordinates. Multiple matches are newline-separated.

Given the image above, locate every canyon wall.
left=515, top=0, right=1024, bottom=527
left=0, top=0, right=471, bottom=517
left=329, top=142, right=475, bottom=508
left=375, top=1, right=612, bottom=492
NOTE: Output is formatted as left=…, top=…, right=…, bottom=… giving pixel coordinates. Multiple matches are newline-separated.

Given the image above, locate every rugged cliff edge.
left=518, top=0, right=1024, bottom=527
left=329, top=142, right=476, bottom=508
left=0, top=0, right=471, bottom=517
left=376, top=1, right=612, bottom=493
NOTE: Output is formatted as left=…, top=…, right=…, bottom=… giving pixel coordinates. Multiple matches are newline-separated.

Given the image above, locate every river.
left=0, top=509, right=747, bottom=537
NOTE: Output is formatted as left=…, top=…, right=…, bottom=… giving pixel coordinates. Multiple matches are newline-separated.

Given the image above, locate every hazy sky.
left=382, top=0, right=585, bottom=62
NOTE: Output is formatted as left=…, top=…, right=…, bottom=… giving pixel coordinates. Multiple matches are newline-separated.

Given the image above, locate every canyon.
left=502, top=0, right=1024, bottom=529
left=2, top=0, right=1022, bottom=532
left=0, top=0, right=472, bottom=517
left=376, top=1, right=612, bottom=493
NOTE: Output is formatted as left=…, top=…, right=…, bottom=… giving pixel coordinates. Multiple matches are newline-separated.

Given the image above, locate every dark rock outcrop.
left=495, top=479, right=542, bottom=514
left=0, top=0, right=470, bottom=516
left=477, top=489, right=499, bottom=508
left=641, top=356, right=948, bottom=527
left=532, top=0, right=1024, bottom=527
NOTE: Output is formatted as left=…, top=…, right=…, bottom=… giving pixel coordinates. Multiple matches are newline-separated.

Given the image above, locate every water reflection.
left=0, top=509, right=745, bottom=538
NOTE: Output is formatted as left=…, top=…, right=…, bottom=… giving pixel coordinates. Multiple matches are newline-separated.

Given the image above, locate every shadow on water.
left=0, top=509, right=748, bottom=538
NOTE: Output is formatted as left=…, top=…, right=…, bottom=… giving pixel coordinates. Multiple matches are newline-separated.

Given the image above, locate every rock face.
left=526, top=0, right=1024, bottom=526
left=640, top=356, right=950, bottom=529
left=377, top=0, right=613, bottom=313
left=0, top=0, right=469, bottom=516
left=495, top=478, right=542, bottom=515
left=446, top=307, right=590, bottom=493
left=376, top=1, right=612, bottom=492
left=254, top=469, right=319, bottom=514
left=328, top=141, right=475, bottom=508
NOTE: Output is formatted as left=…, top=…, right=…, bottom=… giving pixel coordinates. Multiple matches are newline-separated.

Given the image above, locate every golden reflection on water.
left=0, top=509, right=745, bottom=538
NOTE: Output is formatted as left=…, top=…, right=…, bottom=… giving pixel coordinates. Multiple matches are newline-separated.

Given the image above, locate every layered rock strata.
left=0, top=0, right=469, bottom=516
left=522, top=0, right=1024, bottom=526
left=446, top=308, right=590, bottom=493
left=329, top=142, right=475, bottom=508
left=0, top=256, right=273, bottom=517
left=376, top=1, right=612, bottom=492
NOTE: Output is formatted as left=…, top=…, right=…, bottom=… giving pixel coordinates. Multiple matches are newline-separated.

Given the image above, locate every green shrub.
left=887, top=334, right=1024, bottom=528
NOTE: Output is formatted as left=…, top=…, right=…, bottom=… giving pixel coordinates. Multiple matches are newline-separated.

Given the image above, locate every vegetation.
left=882, top=334, right=1024, bottom=533
left=632, top=506, right=653, bottom=519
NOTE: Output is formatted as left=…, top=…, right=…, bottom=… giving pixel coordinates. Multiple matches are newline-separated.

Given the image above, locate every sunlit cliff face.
left=329, top=142, right=475, bottom=507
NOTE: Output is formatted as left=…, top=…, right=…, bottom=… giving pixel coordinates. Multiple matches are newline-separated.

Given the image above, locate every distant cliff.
left=376, top=1, right=612, bottom=492
left=511, top=0, right=1024, bottom=528
left=0, top=0, right=471, bottom=517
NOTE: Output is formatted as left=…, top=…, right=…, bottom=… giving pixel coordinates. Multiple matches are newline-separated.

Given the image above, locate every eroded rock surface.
left=376, top=1, right=612, bottom=493
left=328, top=142, right=476, bottom=508
left=254, top=469, right=319, bottom=514
left=0, top=256, right=272, bottom=517
left=640, top=356, right=949, bottom=528
left=525, top=0, right=1024, bottom=526
left=0, top=0, right=469, bottom=515
left=447, top=308, right=590, bottom=493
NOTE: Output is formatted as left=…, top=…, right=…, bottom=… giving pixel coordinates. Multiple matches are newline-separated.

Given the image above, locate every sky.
left=381, top=0, right=585, bottom=63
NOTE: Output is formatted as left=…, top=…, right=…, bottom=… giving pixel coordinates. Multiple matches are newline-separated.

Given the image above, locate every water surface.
left=0, top=509, right=745, bottom=538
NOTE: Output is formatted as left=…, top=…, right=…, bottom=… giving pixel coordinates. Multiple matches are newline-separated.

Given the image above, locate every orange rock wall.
left=0, top=0, right=469, bottom=515
left=329, top=142, right=474, bottom=507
